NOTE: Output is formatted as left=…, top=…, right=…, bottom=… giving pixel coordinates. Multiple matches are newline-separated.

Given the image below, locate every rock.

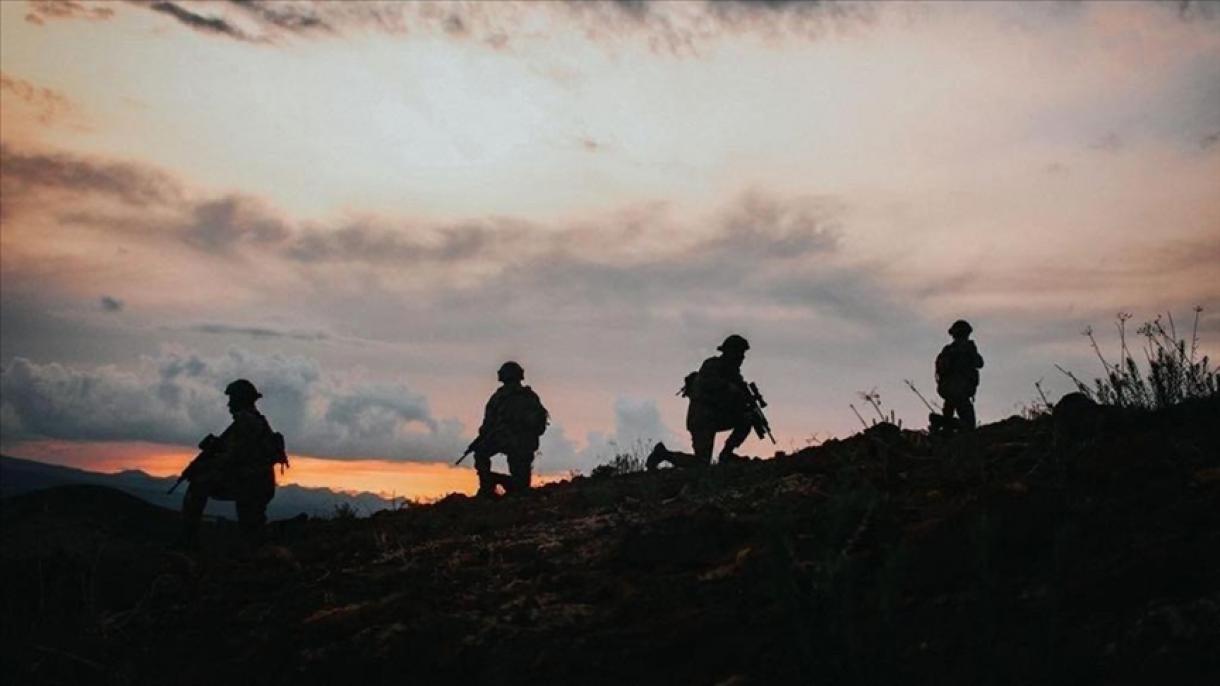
left=1053, top=391, right=1103, bottom=446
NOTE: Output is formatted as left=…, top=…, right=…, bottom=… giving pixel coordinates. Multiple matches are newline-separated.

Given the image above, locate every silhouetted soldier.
left=176, top=379, right=287, bottom=546
left=935, top=320, right=985, bottom=431
left=468, top=362, right=549, bottom=497
left=648, top=334, right=754, bottom=469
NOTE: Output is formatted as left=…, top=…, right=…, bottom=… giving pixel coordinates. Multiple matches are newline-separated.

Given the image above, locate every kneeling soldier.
left=175, top=379, right=287, bottom=545
left=649, top=334, right=755, bottom=469
left=468, top=362, right=549, bottom=497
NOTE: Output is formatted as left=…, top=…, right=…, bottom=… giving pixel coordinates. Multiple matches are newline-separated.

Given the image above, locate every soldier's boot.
left=646, top=442, right=669, bottom=471
left=505, top=456, right=533, bottom=495
left=476, top=470, right=499, bottom=499
left=718, top=424, right=752, bottom=464
left=659, top=450, right=708, bottom=469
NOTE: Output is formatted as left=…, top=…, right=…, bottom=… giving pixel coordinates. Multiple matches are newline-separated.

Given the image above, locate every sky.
left=2, top=0, right=1218, bottom=499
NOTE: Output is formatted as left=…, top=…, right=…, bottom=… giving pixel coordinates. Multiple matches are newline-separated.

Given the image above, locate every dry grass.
left=1058, top=307, right=1218, bottom=409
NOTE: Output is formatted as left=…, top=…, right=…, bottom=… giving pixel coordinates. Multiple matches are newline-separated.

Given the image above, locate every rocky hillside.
left=3, top=396, right=1218, bottom=685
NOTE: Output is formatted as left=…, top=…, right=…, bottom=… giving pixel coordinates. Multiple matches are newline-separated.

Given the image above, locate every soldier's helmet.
left=948, top=320, right=973, bottom=337
left=224, top=378, right=263, bottom=402
left=717, top=334, right=750, bottom=354
left=498, top=361, right=525, bottom=382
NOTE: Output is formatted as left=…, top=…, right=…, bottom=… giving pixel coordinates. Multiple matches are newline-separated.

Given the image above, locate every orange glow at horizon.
left=3, top=440, right=565, bottom=501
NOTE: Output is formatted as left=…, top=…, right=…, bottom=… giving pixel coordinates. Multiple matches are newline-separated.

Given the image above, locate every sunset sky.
left=2, top=0, right=1218, bottom=499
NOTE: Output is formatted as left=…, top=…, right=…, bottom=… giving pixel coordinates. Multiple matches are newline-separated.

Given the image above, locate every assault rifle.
left=167, top=434, right=223, bottom=494
left=454, top=436, right=483, bottom=466
left=746, top=382, right=776, bottom=444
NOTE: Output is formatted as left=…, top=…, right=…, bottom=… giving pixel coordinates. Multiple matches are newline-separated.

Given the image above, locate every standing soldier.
left=174, top=379, right=287, bottom=546
left=467, top=361, right=549, bottom=498
left=935, top=320, right=985, bottom=431
left=648, top=334, right=755, bottom=469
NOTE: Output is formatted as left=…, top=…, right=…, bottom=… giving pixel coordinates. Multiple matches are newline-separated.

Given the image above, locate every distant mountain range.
left=0, top=454, right=396, bottom=520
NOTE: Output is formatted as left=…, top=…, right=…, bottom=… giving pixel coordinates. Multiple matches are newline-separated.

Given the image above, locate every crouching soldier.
left=934, top=320, right=985, bottom=432
left=468, top=362, right=549, bottom=498
left=174, top=379, right=288, bottom=546
left=648, top=334, right=755, bottom=469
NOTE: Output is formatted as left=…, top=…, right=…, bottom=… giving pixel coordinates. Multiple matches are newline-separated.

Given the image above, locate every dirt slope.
left=3, top=397, right=1218, bottom=685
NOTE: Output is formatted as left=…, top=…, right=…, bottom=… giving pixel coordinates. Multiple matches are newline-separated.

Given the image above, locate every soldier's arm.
left=476, top=394, right=499, bottom=439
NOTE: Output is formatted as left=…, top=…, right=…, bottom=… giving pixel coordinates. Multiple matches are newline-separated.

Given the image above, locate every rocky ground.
left=3, top=396, right=1218, bottom=685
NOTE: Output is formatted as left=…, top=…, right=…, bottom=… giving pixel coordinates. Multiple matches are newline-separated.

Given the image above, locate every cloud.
left=146, top=1, right=257, bottom=42
left=186, top=323, right=328, bottom=342
left=0, top=73, right=79, bottom=126
left=100, top=295, right=124, bottom=312
left=461, top=193, right=844, bottom=325
left=228, top=0, right=333, bottom=34
left=0, top=144, right=183, bottom=207
left=24, top=1, right=114, bottom=25
left=104, top=0, right=874, bottom=52
left=1, top=143, right=843, bottom=291
left=283, top=221, right=503, bottom=265
left=179, top=195, right=291, bottom=253
left=0, top=347, right=466, bottom=462
left=540, top=396, right=677, bottom=471
left=1176, top=0, right=1220, bottom=22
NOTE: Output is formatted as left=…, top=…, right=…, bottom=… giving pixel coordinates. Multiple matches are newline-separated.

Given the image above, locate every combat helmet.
left=717, top=334, right=750, bottom=354
left=948, top=320, right=973, bottom=337
left=498, top=361, right=525, bottom=382
left=224, top=378, right=262, bottom=402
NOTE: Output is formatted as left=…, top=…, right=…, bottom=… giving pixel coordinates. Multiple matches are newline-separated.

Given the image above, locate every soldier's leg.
left=942, top=398, right=958, bottom=421
left=941, top=398, right=964, bottom=432
left=181, top=483, right=208, bottom=544
left=473, top=451, right=502, bottom=497
left=718, top=418, right=752, bottom=461
left=958, top=398, right=977, bottom=430
left=668, top=430, right=715, bottom=467
left=505, top=452, right=534, bottom=494
left=647, top=431, right=713, bottom=469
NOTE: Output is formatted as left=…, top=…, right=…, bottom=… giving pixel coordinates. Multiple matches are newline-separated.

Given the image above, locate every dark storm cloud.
left=0, top=348, right=465, bottom=461
left=24, top=0, right=114, bottom=25
left=0, top=144, right=183, bottom=207
left=146, top=1, right=256, bottom=42
left=186, top=323, right=328, bottom=342
left=100, top=295, right=124, bottom=312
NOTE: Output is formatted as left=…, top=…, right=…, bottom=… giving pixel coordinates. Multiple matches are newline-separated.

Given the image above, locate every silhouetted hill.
left=0, top=454, right=396, bottom=520
left=3, top=397, right=1218, bottom=685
